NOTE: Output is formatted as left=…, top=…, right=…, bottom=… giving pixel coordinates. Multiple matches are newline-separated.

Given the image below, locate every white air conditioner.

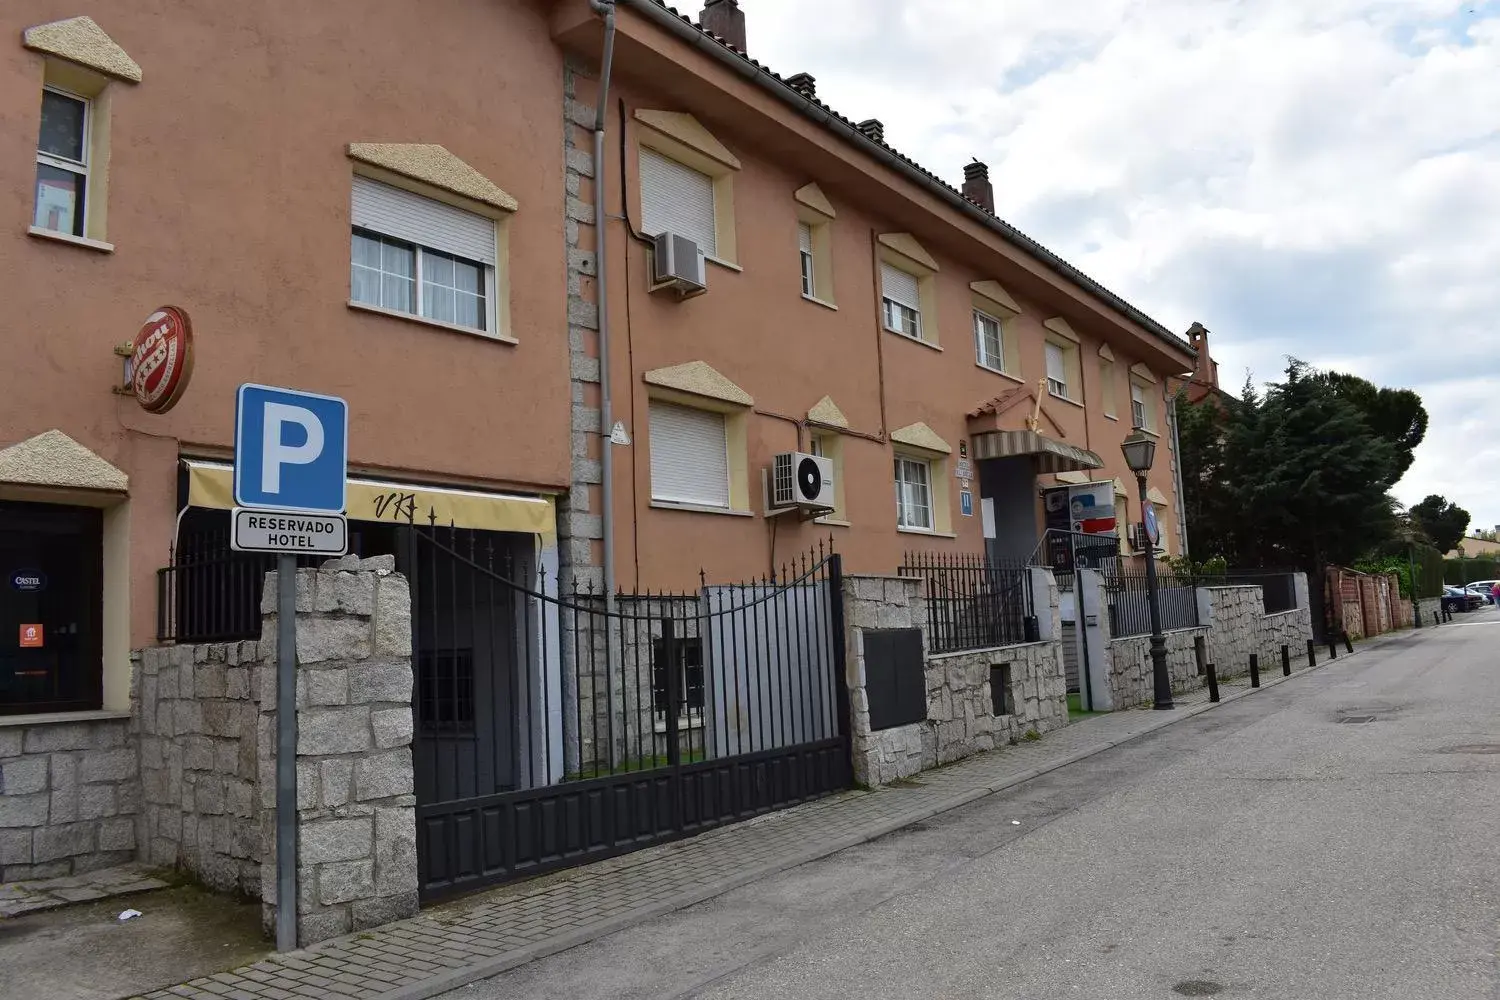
left=651, top=232, right=707, bottom=296
left=1127, top=523, right=1149, bottom=553
left=770, top=452, right=835, bottom=514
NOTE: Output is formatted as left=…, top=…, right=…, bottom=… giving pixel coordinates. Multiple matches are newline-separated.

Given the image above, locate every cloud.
left=741, top=0, right=1500, bottom=532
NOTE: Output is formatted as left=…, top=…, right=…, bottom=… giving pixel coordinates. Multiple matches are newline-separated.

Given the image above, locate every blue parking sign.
left=234, top=384, right=348, bottom=513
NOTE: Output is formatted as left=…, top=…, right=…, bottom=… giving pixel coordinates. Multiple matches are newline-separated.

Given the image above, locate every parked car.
left=1463, top=584, right=1496, bottom=606
left=1443, top=586, right=1484, bottom=613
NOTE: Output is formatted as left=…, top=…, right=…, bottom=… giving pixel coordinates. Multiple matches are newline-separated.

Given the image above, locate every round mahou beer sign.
left=131, top=306, right=194, bottom=413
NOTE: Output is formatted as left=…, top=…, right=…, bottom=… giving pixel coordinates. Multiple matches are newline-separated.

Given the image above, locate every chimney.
left=700, top=0, right=747, bottom=53
left=1185, top=321, right=1218, bottom=389
left=857, top=118, right=885, bottom=143
left=962, top=160, right=994, bottom=214
left=786, top=73, right=817, bottom=100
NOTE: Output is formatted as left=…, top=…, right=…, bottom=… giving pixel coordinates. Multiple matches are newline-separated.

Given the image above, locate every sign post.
left=233, top=384, right=348, bottom=952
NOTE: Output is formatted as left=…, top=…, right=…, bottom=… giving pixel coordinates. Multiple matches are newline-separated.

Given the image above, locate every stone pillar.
left=841, top=575, right=926, bottom=787
left=1078, top=569, right=1114, bottom=711
left=258, top=556, right=418, bottom=947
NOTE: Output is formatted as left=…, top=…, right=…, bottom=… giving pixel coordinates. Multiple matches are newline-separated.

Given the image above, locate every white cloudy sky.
left=740, top=0, right=1500, bottom=532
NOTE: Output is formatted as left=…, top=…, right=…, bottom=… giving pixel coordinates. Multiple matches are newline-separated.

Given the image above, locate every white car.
left=1463, top=581, right=1498, bottom=605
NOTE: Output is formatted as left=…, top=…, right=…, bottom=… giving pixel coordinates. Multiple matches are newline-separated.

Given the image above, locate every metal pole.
left=1205, top=662, right=1219, bottom=702
left=1139, top=473, right=1172, bottom=710
left=1248, top=653, right=1260, bottom=688
left=1307, top=639, right=1317, bottom=667
left=1281, top=644, right=1291, bottom=677
left=275, top=554, right=298, bottom=952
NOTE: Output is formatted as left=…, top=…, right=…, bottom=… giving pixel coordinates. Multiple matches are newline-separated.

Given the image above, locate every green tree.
left=1408, top=495, right=1470, bottom=554
left=1311, top=371, right=1428, bottom=484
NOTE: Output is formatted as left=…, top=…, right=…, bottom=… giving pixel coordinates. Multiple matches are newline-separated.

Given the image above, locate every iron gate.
left=408, top=522, right=851, bottom=900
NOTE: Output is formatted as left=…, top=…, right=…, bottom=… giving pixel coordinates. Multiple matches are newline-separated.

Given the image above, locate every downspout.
left=589, top=0, right=618, bottom=603
left=1168, top=385, right=1190, bottom=561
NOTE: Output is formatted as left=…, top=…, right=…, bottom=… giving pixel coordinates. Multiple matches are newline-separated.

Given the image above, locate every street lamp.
left=1122, top=430, right=1173, bottom=710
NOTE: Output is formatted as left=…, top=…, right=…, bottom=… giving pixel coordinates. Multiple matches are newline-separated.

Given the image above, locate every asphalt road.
left=446, top=610, right=1500, bottom=1000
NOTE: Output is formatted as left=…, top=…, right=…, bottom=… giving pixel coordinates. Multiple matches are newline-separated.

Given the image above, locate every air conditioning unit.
left=770, top=452, right=835, bottom=515
left=1127, top=523, right=1149, bottom=553
left=650, top=232, right=707, bottom=297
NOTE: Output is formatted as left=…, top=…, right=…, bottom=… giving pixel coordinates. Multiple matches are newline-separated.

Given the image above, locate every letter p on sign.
left=234, top=385, right=348, bottom=514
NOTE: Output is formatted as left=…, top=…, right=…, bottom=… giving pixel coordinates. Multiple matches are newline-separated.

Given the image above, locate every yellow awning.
left=183, top=461, right=555, bottom=539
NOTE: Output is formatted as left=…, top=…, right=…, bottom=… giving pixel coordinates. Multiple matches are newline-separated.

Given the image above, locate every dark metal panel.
left=863, top=628, right=926, bottom=731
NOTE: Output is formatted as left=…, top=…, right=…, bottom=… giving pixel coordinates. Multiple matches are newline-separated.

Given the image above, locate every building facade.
left=551, top=0, right=1199, bottom=598
left=1, top=1, right=572, bottom=725
left=3, top=0, right=1205, bottom=932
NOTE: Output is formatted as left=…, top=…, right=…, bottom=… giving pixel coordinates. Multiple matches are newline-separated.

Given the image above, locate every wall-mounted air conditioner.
left=1127, top=523, right=1150, bottom=553
left=770, top=452, right=835, bottom=515
left=650, top=232, right=707, bottom=297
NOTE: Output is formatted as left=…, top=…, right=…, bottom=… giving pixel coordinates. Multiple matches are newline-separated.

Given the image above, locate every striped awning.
left=181, top=460, right=555, bottom=538
left=969, top=430, right=1104, bottom=474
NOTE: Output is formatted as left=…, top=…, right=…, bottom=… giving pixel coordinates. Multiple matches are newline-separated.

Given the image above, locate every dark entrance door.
left=0, top=501, right=103, bottom=714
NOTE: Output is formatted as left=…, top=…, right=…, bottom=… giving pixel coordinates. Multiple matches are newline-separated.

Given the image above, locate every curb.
left=373, top=628, right=1435, bottom=1000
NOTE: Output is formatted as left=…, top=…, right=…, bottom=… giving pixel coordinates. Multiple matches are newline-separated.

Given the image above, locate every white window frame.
left=648, top=400, right=732, bottom=509
left=894, top=456, right=933, bottom=531
left=974, top=309, right=1006, bottom=373
left=349, top=178, right=500, bottom=336
left=881, top=262, right=923, bottom=340
left=34, top=85, right=91, bottom=238
left=798, top=222, right=815, bottom=298
left=1131, top=382, right=1148, bottom=429
left=1046, top=341, right=1071, bottom=399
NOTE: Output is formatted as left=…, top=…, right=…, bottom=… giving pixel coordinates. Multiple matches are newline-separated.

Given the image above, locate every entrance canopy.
left=181, top=460, right=555, bottom=538
left=968, top=430, right=1104, bottom=475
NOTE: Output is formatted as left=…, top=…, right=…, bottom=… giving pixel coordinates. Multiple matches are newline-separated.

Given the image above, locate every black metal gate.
left=408, top=522, right=851, bottom=900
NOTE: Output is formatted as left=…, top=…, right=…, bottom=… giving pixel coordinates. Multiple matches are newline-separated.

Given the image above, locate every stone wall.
left=0, top=716, right=138, bottom=881
left=926, top=641, right=1066, bottom=765
left=136, top=640, right=262, bottom=896
left=1416, top=596, right=1443, bottom=626
left=1105, top=627, right=1208, bottom=708
left=842, top=571, right=1066, bottom=786
left=257, top=556, right=419, bottom=946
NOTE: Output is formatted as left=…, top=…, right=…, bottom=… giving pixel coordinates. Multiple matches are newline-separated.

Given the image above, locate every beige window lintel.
left=1129, top=362, right=1159, bottom=383
left=23, top=16, right=141, bottom=83
left=644, top=360, right=753, bottom=407
left=1147, top=486, right=1170, bottom=506
left=1043, top=317, right=1081, bottom=344
left=794, top=182, right=835, bottom=219
left=889, top=421, right=951, bottom=455
left=348, top=143, right=517, bottom=215
left=635, top=109, right=741, bottom=170
left=1099, top=343, right=1116, bottom=361
left=807, top=396, right=849, bottom=428
left=878, top=232, right=939, bottom=273
left=970, top=280, right=1020, bottom=315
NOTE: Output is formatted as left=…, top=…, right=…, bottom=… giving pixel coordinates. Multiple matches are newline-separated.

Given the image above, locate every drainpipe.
left=1167, top=385, right=1190, bottom=561
left=589, top=0, right=618, bottom=603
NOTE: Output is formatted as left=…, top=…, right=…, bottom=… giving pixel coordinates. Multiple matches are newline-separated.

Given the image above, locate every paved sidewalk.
left=0, top=862, right=169, bottom=918
left=135, top=630, right=1409, bottom=1000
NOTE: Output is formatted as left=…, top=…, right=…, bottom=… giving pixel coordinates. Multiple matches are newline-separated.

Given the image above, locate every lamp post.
left=1122, top=430, right=1173, bottom=710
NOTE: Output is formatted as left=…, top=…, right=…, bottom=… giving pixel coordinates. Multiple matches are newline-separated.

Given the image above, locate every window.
left=649, top=400, right=730, bottom=508
left=640, top=147, right=717, bottom=257
left=975, top=310, right=1006, bottom=372
left=350, top=177, right=498, bottom=334
left=881, top=262, right=922, bottom=339
left=1100, top=358, right=1118, bottom=418
left=33, top=87, right=89, bottom=238
left=1046, top=342, right=1070, bottom=398
left=798, top=222, right=815, bottom=297
left=652, top=633, right=704, bottom=724
left=894, top=456, right=933, bottom=530
left=1131, top=382, right=1147, bottom=429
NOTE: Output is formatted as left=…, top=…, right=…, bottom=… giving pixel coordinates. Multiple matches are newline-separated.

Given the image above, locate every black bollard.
left=1206, top=662, right=1220, bottom=702
left=1194, top=635, right=1207, bottom=677
left=1342, top=631, right=1354, bottom=654
left=1281, top=644, right=1291, bottom=677
left=1328, top=637, right=1338, bottom=659
left=1306, top=639, right=1317, bottom=668
left=1249, top=653, right=1260, bottom=688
